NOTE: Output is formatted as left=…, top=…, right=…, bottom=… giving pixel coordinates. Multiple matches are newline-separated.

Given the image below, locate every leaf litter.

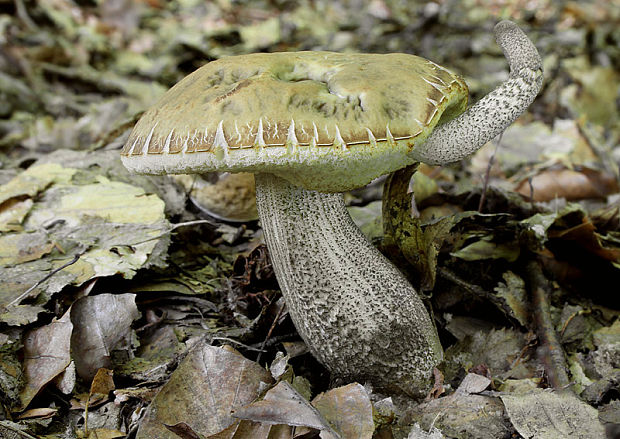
left=0, top=0, right=619, bottom=438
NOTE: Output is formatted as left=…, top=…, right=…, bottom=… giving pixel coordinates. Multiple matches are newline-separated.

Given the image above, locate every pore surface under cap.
left=121, top=51, right=467, bottom=192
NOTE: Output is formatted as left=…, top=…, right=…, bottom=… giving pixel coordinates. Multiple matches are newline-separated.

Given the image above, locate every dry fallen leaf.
left=90, top=368, right=116, bottom=397
left=136, top=344, right=273, bottom=439
left=173, top=172, right=258, bottom=222
left=205, top=420, right=291, bottom=439
left=311, top=383, right=374, bottom=439
left=70, top=294, right=140, bottom=381
left=493, top=271, right=529, bottom=327
left=515, top=167, right=619, bottom=201
left=19, top=309, right=73, bottom=409
left=454, top=373, right=491, bottom=395
left=163, top=422, right=206, bottom=439
left=0, top=156, right=169, bottom=325
left=403, top=393, right=510, bottom=439
left=16, top=407, right=58, bottom=420
left=407, top=423, right=445, bottom=439
left=233, top=381, right=375, bottom=439
left=500, top=389, right=606, bottom=439
left=83, top=428, right=126, bottom=439
left=232, top=381, right=333, bottom=433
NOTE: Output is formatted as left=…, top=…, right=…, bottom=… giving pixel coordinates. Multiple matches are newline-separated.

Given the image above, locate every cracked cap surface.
left=121, top=51, right=468, bottom=192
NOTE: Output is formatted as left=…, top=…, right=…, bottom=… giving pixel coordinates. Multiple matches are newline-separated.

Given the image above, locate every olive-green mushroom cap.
left=121, top=51, right=468, bottom=192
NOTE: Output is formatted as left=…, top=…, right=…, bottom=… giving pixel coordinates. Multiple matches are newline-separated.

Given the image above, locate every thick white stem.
left=255, top=173, right=442, bottom=397
left=411, top=20, right=543, bottom=164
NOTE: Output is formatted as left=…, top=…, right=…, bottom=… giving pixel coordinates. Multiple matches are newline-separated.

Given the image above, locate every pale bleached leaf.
left=70, top=293, right=140, bottom=381
left=500, top=389, right=606, bottom=439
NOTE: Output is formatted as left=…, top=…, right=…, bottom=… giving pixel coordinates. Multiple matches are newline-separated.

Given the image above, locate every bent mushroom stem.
left=411, top=20, right=543, bottom=165
left=255, top=172, right=443, bottom=397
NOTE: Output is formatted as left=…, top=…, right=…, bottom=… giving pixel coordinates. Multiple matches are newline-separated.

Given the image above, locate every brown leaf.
left=70, top=392, right=109, bottom=410
left=403, top=393, right=511, bottom=439
left=515, top=167, right=619, bottom=201
left=164, top=422, right=205, bottom=439
left=205, top=420, right=291, bottom=439
left=232, top=381, right=331, bottom=431
left=311, top=383, right=374, bottom=439
left=16, top=407, right=57, bottom=419
left=136, top=344, right=273, bottom=439
left=426, top=368, right=445, bottom=400
left=549, top=219, right=620, bottom=262
left=19, top=310, right=73, bottom=409
left=90, top=368, right=115, bottom=397
left=83, top=428, right=126, bottom=439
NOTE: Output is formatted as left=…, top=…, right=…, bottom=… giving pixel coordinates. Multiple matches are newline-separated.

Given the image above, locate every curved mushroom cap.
left=121, top=51, right=468, bottom=192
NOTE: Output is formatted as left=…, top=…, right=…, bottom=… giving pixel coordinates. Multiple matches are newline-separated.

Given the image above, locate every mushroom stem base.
left=255, top=173, right=443, bottom=397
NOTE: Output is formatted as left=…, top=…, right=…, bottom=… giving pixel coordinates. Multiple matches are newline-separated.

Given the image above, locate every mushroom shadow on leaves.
left=120, top=21, right=542, bottom=397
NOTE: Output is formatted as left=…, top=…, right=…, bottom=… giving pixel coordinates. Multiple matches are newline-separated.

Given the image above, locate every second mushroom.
left=121, top=21, right=543, bottom=397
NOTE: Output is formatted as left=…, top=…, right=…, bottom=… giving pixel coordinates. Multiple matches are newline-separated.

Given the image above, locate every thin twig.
left=256, top=302, right=285, bottom=364
left=527, top=176, right=535, bottom=208
left=478, top=133, right=503, bottom=212
left=128, top=219, right=215, bottom=246
left=14, top=0, right=38, bottom=30
left=8, top=253, right=83, bottom=307
left=525, top=260, right=571, bottom=389
left=211, top=337, right=266, bottom=352
left=438, top=267, right=495, bottom=301
left=249, top=333, right=300, bottom=349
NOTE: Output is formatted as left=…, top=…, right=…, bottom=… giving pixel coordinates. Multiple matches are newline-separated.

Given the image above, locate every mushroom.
left=121, top=21, right=542, bottom=396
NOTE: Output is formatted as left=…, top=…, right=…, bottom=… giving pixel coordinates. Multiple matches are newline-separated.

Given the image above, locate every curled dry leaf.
left=515, top=167, right=619, bottom=201
left=19, top=310, right=73, bottom=410
left=493, top=271, right=529, bottom=327
left=455, top=373, right=491, bottom=395
left=232, top=381, right=332, bottom=431
left=233, top=381, right=374, bottom=439
left=311, top=383, right=374, bottom=439
left=549, top=218, right=620, bottom=262
left=164, top=422, right=205, bottom=439
left=16, top=407, right=58, bottom=420
left=90, top=368, right=116, bottom=397
left=137, top=344, right=273, bottom=439
left=70, top=294, right=140, bottom=381
left=205, top=420, right=291, bottom=439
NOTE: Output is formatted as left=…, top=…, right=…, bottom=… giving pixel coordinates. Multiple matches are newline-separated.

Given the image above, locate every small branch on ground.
left=478, top=134, right=502, bottom=213
left=7, top=252, right=83, bottom=307
left=525, top=260, right=571, bottom=389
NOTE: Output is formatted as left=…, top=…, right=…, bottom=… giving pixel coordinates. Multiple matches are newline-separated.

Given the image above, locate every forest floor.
left=0, top=1, right=619, bottom=438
